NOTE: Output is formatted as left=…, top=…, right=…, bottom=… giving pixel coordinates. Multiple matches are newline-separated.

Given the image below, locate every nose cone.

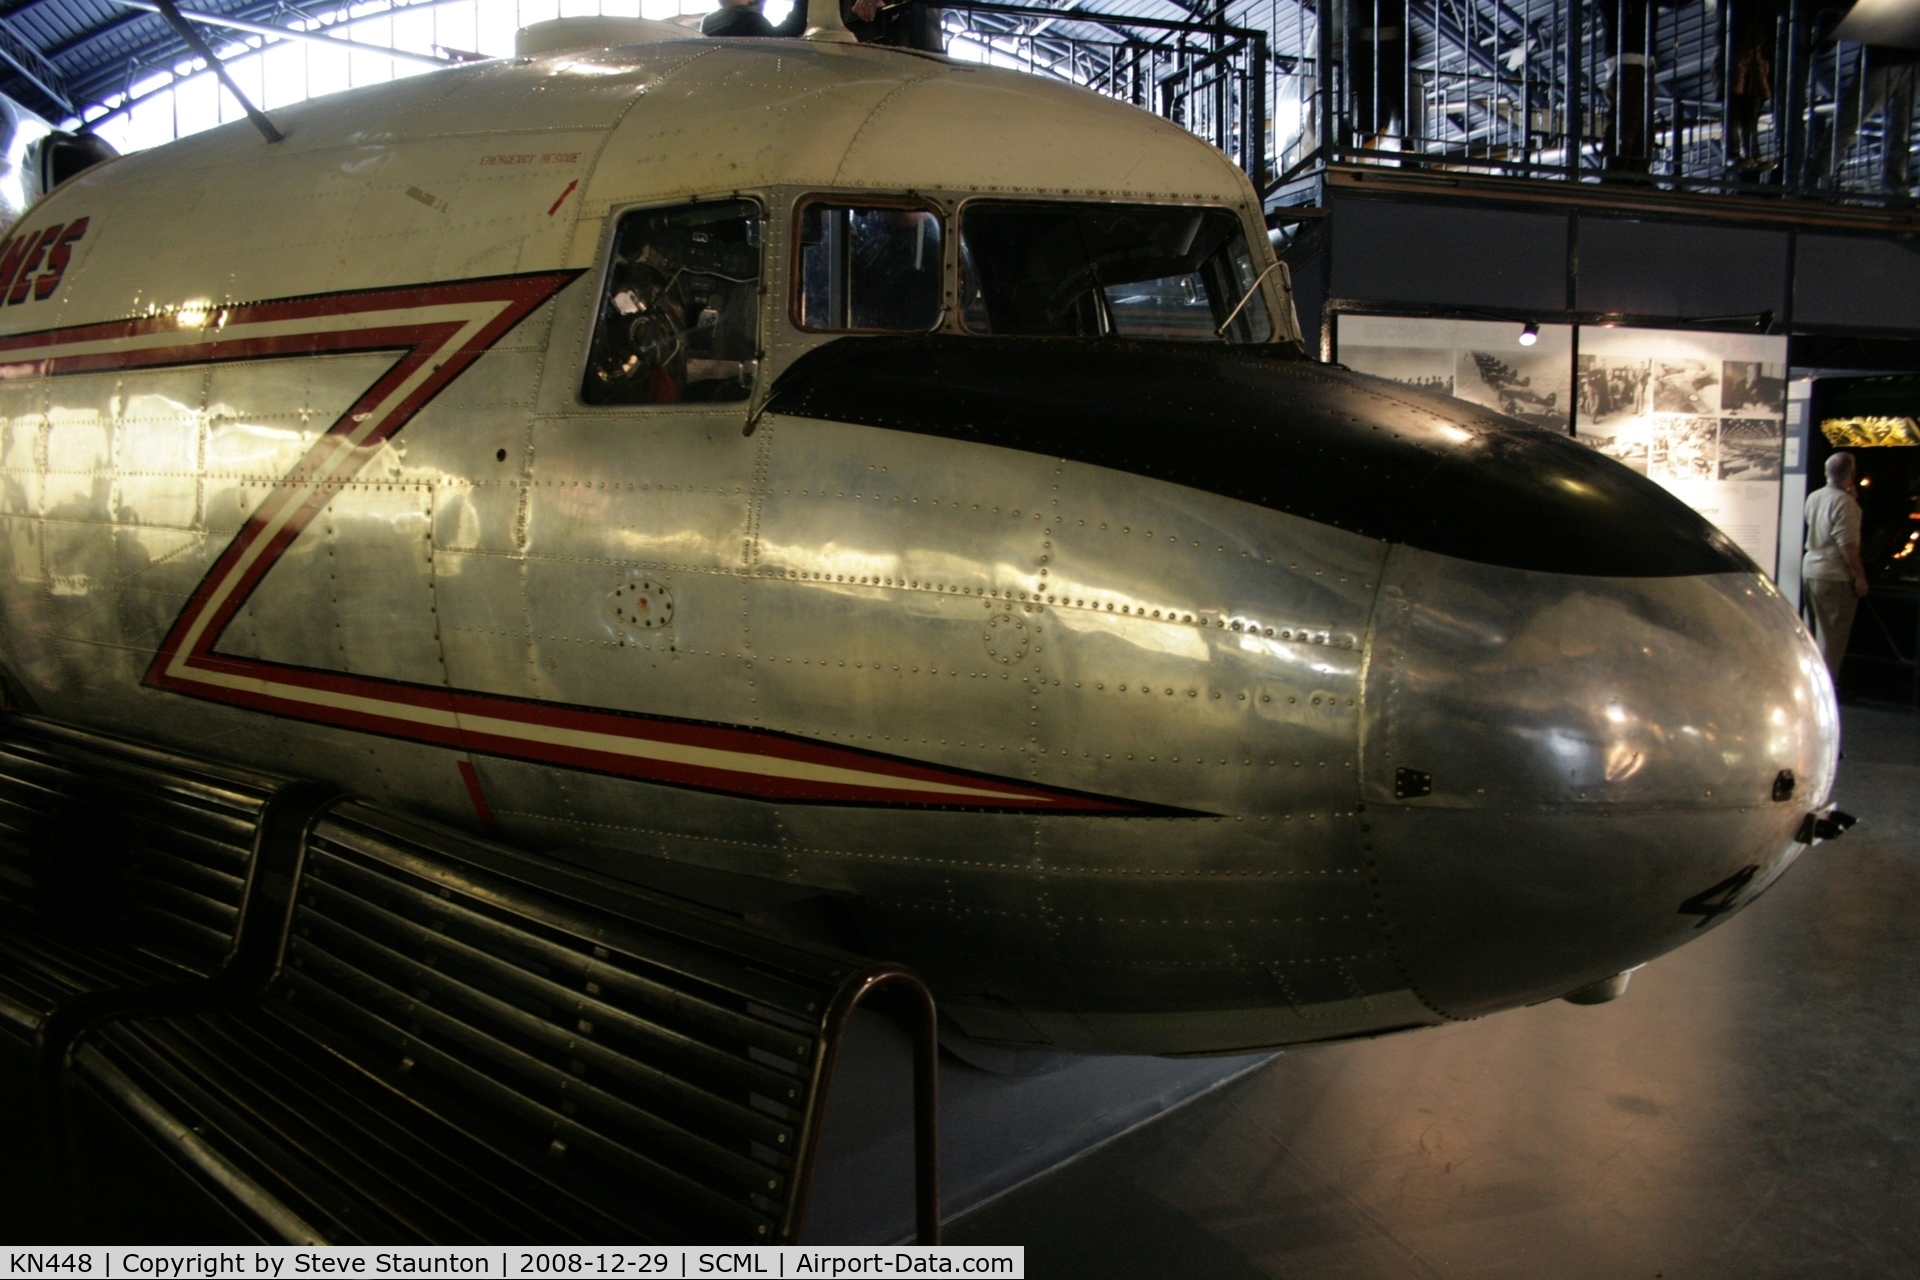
left=1361, top=545, right=1837, bottom=1018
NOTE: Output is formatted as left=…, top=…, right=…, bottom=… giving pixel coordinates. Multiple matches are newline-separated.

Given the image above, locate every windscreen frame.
left=951, top=195, right=1280, bottom=345
left=789, top=193, right=951, bottom=337
left=576, top=193, right=768, bottom=411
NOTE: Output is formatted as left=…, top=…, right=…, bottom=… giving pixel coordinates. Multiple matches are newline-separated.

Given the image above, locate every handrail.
left=784, top=967, right=942, bottom=1244
left=927, top=0, right=1920, bottom=214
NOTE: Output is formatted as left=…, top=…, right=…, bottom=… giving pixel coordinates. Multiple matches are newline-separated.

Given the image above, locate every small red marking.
left=548, top=179, right=579, bottom=217
left=458, top=759, right=498, bottom=834
left=34, top=219, right=88, bottom=301
left=7, top=226, right=61, bottom=305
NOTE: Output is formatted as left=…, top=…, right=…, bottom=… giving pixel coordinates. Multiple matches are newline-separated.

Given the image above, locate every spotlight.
left=1518, top=322, right=1540, bottom=347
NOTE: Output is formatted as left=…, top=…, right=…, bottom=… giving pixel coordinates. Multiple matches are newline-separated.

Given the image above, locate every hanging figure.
left=1725, top=0, right=1783, bottom=176
left=1603, top=0, right=1653, bottom=173
left=1347, top=0, right=1407, bottom=150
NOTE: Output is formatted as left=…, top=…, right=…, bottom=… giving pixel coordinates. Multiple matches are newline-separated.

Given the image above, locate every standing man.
left=1803, top=450, right=1871, bottom=683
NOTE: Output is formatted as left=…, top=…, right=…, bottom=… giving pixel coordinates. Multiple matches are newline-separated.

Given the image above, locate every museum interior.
left=0, top=0, right=1915, bottom=1272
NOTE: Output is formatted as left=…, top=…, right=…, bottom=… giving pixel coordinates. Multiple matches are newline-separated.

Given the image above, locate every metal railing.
left=935, top=0, right=1275, bottom=189
left=929, top=0, right=1920, bottom=210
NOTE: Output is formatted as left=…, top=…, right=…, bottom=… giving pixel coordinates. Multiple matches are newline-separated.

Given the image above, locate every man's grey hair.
left=1826, top=451, right=1856, bottom=484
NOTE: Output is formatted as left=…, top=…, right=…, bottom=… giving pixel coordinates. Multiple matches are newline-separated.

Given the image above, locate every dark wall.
left=1320, top=196, right=1919, bottom=343
left=1576, top=218, right=1788, bottom=319
left=1795, top=234, right=1920, bottom=330
left=1328, top=197, right=1567, bottom=311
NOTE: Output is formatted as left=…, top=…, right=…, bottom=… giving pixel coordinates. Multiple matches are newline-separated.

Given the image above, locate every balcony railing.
left=927, top=0, right=1919, bottom=211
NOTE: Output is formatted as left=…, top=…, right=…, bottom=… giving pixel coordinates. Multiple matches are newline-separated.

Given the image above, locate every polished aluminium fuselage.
left=0, top=37, right=1836, bottom=1055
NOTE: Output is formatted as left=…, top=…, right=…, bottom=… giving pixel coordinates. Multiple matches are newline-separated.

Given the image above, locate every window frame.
left=575, top=193, right=768, bottom=411
left=788, top=192, right=951, bottom=337
left=950, top=195, right=1279, bottom=345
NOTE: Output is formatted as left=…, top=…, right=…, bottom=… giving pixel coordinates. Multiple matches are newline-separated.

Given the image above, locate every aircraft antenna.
left=147, top=0, right=285, bottom=144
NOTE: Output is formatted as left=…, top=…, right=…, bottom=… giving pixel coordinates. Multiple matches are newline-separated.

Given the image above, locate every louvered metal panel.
left=0, top=714, right=282, bottom=1036
left=72, top=799, right=936, bottom=1244
left=0, top=713, right=938, bottom=1243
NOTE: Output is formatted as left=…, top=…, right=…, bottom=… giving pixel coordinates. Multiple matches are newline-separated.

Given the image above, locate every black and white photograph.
left=1339, top=344, right=1454, bottom=394
left=1717, top=418, right=1785, bottom=482
left=1720, top=361, right=1787, bottom=416
left=1456, top=346, right=1570, bottom=431
left=1577, top=353, right=1652, bottom=429
left=1648, top=413, right=1717, bottom=481
left=1652, top=358, right=1720, bottom=415
left=1577, top=420, right=1651, bottom=473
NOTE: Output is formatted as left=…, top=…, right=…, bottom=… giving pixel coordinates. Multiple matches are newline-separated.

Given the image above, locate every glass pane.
left=797, top=204, right=944, bottom=333
left=583, top=200, right=760, bottom=405
left=958, top=202, right=1272, bottom=344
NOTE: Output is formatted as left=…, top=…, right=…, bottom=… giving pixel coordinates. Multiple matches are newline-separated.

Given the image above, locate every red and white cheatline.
left=0, top=273, right=1153, bottom=813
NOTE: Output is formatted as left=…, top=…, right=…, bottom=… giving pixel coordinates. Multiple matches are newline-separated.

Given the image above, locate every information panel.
left=1335, top=315, right=1788, bottom=578
left=1576, top=326, right=1788, bottom=576
left=1337, top=315, right=1574, bottom=433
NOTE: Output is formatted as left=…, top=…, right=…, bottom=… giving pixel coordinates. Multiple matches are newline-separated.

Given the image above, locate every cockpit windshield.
left=958, top=202, right=1273, bottom=343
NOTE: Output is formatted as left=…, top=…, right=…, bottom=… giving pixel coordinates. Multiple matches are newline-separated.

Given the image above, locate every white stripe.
left=179, top=663, right=1035, bottom=802
left=163, top=305, right=504, bottom=671
left=133, top=293, right=1049, bottom=805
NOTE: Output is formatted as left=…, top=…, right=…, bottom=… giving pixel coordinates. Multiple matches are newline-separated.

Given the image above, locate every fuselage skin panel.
left=0, top=39, right=1835, bottom=1055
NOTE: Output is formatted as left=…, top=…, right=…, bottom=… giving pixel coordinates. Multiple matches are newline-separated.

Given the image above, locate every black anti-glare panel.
left=768, top=335, right=1751, bottom=579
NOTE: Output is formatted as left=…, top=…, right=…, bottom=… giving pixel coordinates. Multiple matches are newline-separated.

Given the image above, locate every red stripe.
left=160, top=653, right=1132, bottom=810
left=458, top=760, right=498, bottom=833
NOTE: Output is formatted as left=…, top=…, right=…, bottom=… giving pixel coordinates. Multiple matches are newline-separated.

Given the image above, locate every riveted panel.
left=39, top=519, right=121, bottom=646
left=433, top=548, right=532, bottom=695
left=473, top=754, right=795, bottom=882
left=741, top=573, right=1033, bottom=766
left=752, top=414, right=1054, bottom=596
left=0, top=512, right=40, bottom=585
left=1365, top=804, right=1806, bottom=1018
left=0, top=385, right=46, bottom=519
left=524, top=414, right=757, bottom=573
left=43, top=411, right=112, bottom=525
left=221, top=482, right=446, bottom=688
left=101, top=524, right=206, bottom=651
left=404, top=346, right=548, bottom=485
left=519, top=559, right=758, bottom=729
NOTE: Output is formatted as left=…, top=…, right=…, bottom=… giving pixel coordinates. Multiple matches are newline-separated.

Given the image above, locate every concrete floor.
left=949, top=704, right=1920, bottom=1279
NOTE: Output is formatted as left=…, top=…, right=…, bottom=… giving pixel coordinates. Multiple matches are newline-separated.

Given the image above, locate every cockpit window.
left=958, top=202, right=1273, bottom=343
left=795, top=202, right=944, bottom=333
left=583, top=200, right=760, bottom=405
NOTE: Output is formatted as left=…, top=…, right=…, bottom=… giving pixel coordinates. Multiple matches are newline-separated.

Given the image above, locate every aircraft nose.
left=1358, top=545, right=1838, bottom=1018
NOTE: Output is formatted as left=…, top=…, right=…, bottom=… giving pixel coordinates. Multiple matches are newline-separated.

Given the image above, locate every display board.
left=1335, top=316, right=1788, bottom=578
left=1338, top=315, right=1574, bottom=433
left=1576, top=326, right=1787, bottom=576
